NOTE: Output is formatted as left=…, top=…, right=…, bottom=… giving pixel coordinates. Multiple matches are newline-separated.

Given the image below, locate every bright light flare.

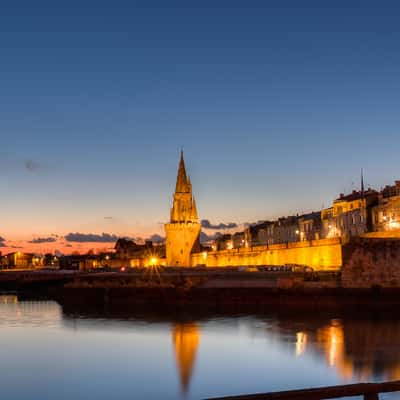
left=149, top=257, right=158, bottom=266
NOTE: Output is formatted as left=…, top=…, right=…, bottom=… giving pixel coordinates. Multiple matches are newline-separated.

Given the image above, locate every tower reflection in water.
left=171, top=317, right=400, bottom=395
left=4, top=296, right=400, bottom=393
left=172, top=323, right=200, bottom=395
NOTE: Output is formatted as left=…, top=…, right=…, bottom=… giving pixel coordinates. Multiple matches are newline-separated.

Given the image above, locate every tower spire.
left=175, top=150, right=190, bottom=193
left=361, top=168, right=365, bottom=197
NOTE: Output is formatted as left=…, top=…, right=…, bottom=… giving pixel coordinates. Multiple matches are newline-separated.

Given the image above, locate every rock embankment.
left=342, top=238, right=400, bottom=288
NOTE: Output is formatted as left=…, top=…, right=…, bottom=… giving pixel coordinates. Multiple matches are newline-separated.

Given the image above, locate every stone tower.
left=165, top=151, right=201, bottom=266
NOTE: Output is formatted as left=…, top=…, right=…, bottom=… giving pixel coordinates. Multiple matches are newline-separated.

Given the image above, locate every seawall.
left=58, top=287, right=400, bottom=314
left=342, top=238, right=400, bottom=288
left=191, top=238, right=343, bottom=270
left=3, top=269, right=400, bottom=311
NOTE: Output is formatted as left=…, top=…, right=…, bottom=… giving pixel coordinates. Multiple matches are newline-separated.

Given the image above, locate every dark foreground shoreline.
left=2, top=270, right=400, bottom=315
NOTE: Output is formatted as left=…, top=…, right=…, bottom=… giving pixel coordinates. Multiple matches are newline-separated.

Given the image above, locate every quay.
left=2, top=269, right=400, bottom=312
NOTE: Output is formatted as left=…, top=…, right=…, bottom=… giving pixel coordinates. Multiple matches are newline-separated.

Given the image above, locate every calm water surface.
left=0, top=295, right=399, bottom=400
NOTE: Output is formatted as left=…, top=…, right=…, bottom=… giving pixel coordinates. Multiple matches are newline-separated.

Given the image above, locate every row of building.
left=0, top=238, right=165, bottom=270
left=0, top=252, right=60, bottom=269
left=214, top=180, right=400, bottom=250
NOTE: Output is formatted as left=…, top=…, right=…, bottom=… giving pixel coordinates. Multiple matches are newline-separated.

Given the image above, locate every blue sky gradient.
left=1, top=1, right=400, bottom=250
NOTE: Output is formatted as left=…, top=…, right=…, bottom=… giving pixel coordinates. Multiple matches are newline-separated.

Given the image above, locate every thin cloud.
left=147, top=234, right=165, bottom=243
left=65, top=232, right=119, bottom=243
left=0, top=236, right=6, bottom=247
left=201, top=219, right=238, bottom=230
left=200, top=231, right=222, bottom=243
left=28, top=237, right=57, bottom=244
left=24, top=160, right=42, bottom=172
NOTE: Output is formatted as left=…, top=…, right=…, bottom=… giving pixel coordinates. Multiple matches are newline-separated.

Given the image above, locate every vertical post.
left=364, top=393, right=379, bottom=400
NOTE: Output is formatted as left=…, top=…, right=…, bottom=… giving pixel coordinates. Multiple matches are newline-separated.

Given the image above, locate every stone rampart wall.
left=342, top=238, right=400, bottom=288
left=191, top=238, right=342, bottom=271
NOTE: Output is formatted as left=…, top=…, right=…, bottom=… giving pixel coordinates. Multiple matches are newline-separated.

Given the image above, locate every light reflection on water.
left=0, top=295, right=398, bottom=400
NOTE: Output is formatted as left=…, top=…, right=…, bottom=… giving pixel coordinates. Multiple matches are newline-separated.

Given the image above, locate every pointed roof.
left=361, top=168, right=365, bottom=198
left=175, top=150, right=190, bottom=193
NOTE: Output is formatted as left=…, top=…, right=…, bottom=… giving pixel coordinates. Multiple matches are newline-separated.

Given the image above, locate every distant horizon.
left=1, top=171, right=397, bottom=255
left=2, top=1, right=400, bottom=253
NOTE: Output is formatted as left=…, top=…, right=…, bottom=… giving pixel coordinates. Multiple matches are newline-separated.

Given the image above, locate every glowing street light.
left=149, top=257, right=158, bottom=266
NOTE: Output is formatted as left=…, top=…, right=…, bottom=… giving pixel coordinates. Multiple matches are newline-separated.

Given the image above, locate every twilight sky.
left=1, top=0, right=400, bottom=254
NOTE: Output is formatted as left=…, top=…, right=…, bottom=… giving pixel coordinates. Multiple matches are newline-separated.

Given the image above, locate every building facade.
left=371, top=181, right=400, bottom=233
left=115, top=238, right=153, bottom=260
left=244, top=213, right=322, bottom=248
left=2, top=252, right=44, bottom=268
left=322, top=190, right=379, bottom=241
left=298, top=212, right=322, bottom=241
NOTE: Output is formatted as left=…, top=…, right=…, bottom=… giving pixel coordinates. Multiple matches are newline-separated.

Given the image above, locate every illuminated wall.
left=192, top=238, right=342, bottom=270
left=165, top=222, right=201, bottom=267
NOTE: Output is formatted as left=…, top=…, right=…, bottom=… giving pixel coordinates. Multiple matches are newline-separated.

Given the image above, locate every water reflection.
left=295, top=331, right=307, bottom=357
left=268, top=316, right=400, bottom=383
left=1, top=295, right=400, bottom=399
left=172, top=323, right=200, bottom=395
left=0, top=295, right=61, bottom=328
left=0, top=294, right=18, bottom=304
left=316, top=320, right=354, bottom=380
left=341, top=319, right=400, bottom=382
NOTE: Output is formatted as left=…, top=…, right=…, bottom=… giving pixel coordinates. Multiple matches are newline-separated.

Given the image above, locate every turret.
left=165, top=152, right=201, bottom=266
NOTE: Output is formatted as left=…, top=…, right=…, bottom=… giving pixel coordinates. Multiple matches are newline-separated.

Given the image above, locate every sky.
left=1, top=0, right=400, bottom=254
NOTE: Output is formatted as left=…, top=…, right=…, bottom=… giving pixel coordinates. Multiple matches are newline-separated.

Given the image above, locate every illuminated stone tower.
left=165, top=151, right=201, bottom=266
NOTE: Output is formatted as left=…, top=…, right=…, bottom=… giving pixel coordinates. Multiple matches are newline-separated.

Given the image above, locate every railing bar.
left=205, top=380, right=400, bottom=400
